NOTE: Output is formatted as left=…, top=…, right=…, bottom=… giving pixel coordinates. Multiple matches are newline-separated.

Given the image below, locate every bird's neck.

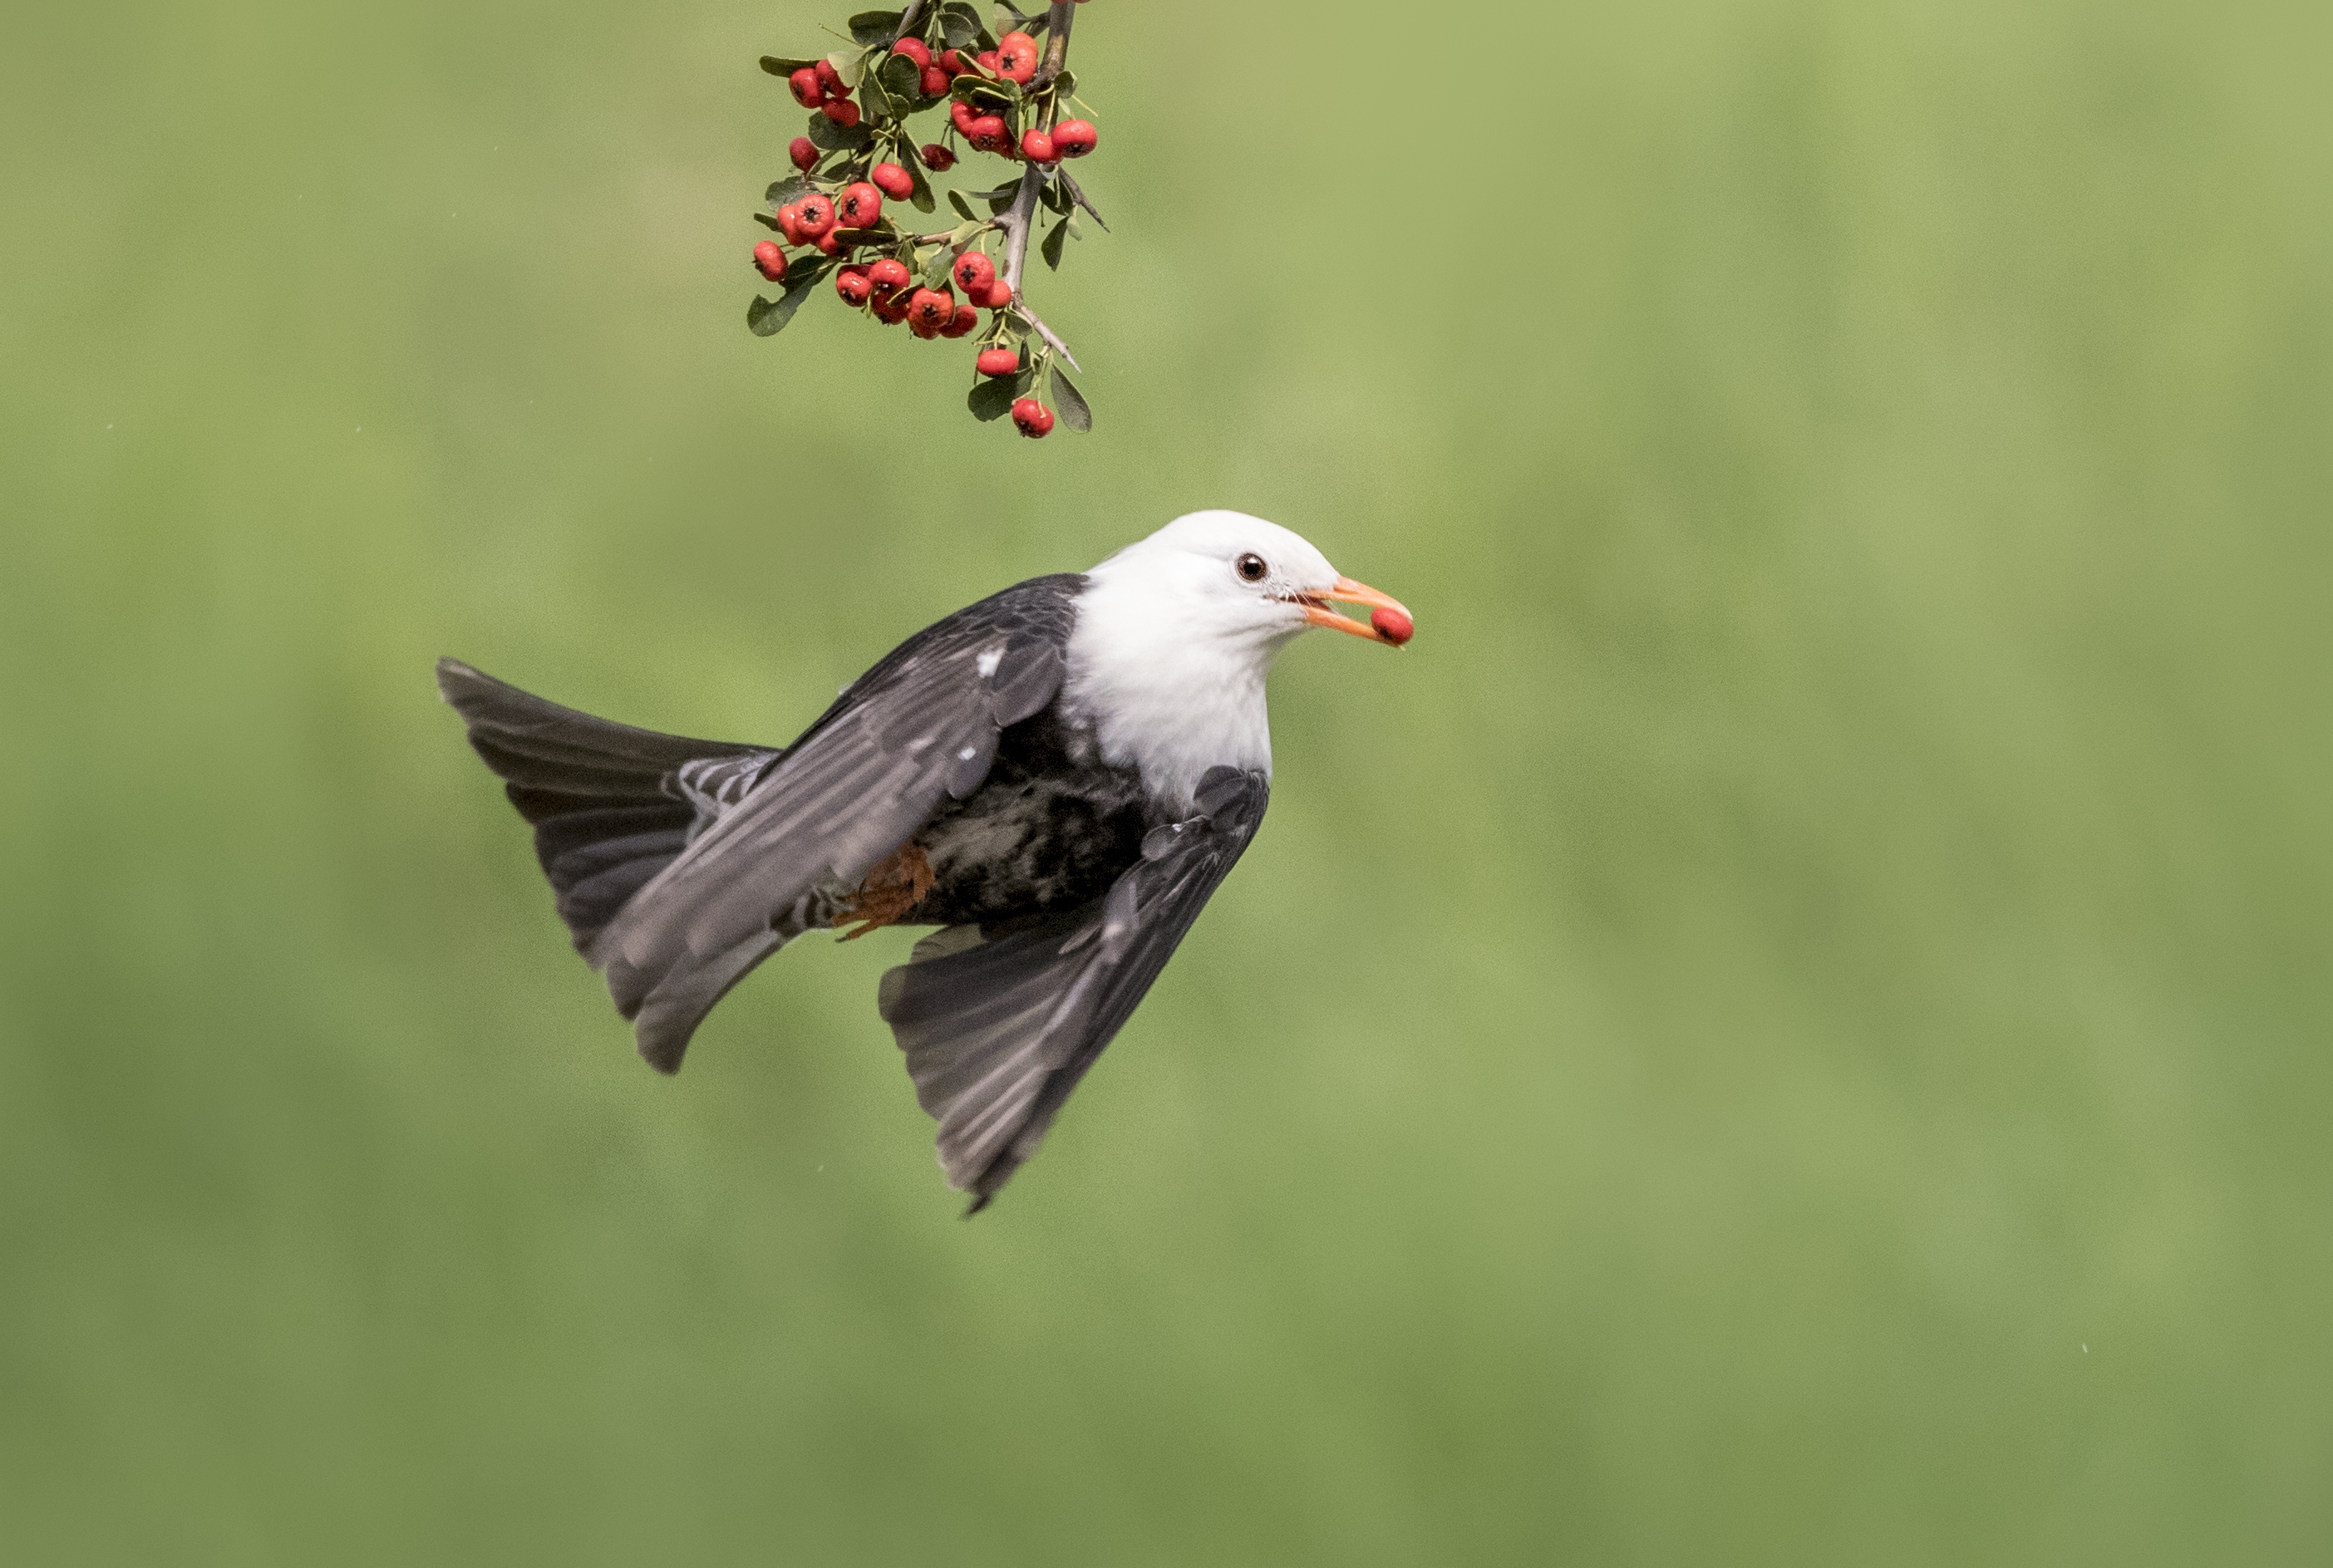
left=1062, top=578, right=1280, bottom=813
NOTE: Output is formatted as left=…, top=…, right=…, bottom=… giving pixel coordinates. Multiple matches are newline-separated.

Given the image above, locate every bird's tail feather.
left=436, top=657, right=765, bottom=956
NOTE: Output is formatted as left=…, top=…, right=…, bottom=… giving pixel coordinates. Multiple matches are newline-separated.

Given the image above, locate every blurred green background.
left=5, top=0, right=2329, bottom=1561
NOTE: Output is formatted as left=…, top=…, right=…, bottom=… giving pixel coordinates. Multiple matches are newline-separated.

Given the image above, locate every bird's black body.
left=439, top=573, right=1267, bottom=1208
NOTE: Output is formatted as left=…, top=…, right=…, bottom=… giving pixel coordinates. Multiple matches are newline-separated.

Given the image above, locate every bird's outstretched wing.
left=878, top=766, right=1270, bottom=1211
left=593, top=578, right=1080, bottom=1073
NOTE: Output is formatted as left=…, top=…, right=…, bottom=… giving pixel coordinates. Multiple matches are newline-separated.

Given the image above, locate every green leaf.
left=1039, top=175, right=1071, bottom=214
left=921, top=249, right=953, bottom=289
left=906, top=148, right=938, bottom=213
left=879, top=52, right=921, bottom=98
left=967, top=376, right=1019, bottom=421
left=848, top=10, right=903, bottom=45
left=947, top=188, right=976, bottom=221
left=765, top=175, right=811, bottom=209
left=752, top=211, right=784, bottom=232
left=782, top=253, right=830, bottom=288
left=860, top=71, right=904, bottom=120
left=947, top=219, right=987, bottom=248
left=828, top=48, right=869, bottom=88
left=1041, top=215, right=1066, bottom=270
left=938, top=2, right=982, bottom=48
left=1050, top=367, right=1091, bottom=432
left=747, top=278, right=818, bottom=337
left=760, top=56, right=822, bottom=76
left=806, top=113, right=874, bottom=151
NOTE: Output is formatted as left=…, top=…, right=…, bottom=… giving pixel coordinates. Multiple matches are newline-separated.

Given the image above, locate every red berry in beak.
left=952, top=250, right=997, bottom=294
left=1371, top=605, right=1415, bottom=645
left=1051, top=120, right=1097, bottom=158
left=835, top=181, right=883, bottom=229
left=1010, top=398, right=1054, bottom=438
left=789, top=135, right=819, bottom=172
left=977, top=347, right=1019, bottom=376
left=752, top=240, right=787, bottom=281
left=920, top=142, right=956, bottom=171
left=789, top=68, right=822, bottom=108
left=995, top=32, right=1037, bottom=83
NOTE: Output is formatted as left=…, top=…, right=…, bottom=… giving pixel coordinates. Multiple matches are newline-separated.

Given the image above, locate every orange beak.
left=1297, top=576, right=1415, bottom=646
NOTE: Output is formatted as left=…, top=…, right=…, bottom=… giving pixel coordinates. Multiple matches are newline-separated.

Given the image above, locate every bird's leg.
left=833, top=842, right=936, bottom=941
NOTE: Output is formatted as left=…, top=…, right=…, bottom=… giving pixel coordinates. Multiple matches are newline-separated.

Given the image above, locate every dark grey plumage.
left=438, top=574, right=1268, bottom=1207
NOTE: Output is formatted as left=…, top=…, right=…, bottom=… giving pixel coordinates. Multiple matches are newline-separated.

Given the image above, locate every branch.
left=997, top=165, right=1080, bottom=371
left=888, top=1, right=927, bottom=45
left=1056, top=168, right=1107, bottom=232
left=1032, top=3, right=1074, bottom=95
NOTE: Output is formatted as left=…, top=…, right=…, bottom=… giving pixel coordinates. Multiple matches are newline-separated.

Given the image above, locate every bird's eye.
left=1234, top=553, right=1268, bottom=583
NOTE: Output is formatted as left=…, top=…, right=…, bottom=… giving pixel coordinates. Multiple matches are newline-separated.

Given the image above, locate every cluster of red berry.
left=748, top=2, right=1102, bottom=439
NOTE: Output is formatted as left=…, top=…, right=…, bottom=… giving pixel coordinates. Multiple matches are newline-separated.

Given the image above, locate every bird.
left=436, top=509, right=1413, bottom=1210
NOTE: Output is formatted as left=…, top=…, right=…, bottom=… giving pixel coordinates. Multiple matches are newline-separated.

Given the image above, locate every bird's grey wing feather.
left=593, top=581, right=1075, bottom=1073
left=878, top=766, right=1269, bottom=1210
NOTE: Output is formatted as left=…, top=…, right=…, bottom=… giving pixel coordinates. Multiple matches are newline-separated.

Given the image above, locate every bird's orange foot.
left=833, top=842, right=936, bottom=941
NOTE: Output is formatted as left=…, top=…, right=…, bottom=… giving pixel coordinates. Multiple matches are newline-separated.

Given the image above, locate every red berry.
left=836, top=181, right=883, bottom=229
left=942, top=302, right=980, bottom=337
left=890, top=37, right=932, bottom=70
left=872, top=288, right=913, bottom=324
left=789, top=67, right=822, bottom=108
left=976, top=50, right=1000, bottom=76
left=1020, top=129, right=1056, bottom=164
left=1371, top=606, right=1415, bottom=646
left=815, top=60, right=848, bottom=99
left=921, top=63, right=951, bottom=96
left=967, top=114, right=1008, bottom=153
left=819, top=229, right=847, bottom=255
left=908, top=286, right=956, bottom=332
left=790, top=136, right=819, bottom=173
left=1011, top=398, right=1054, bottom=438
left=752, top=239, right=787, bottom=281
left=1051, top=120, right=1097, bottom=158
left=775, top=202, right=803, bottom=243
left=834, top=266, right=873, bottom=305
left=952, top=250, right=997, bottom=294
left=794, top=194, right=834, bottom=238
left=995, top=32, right=1037, bottom=83
left=982, top=277, right=1014, bottom=309
left=920, top=142, right=956, bottom=172
left=822, top=97, right=861, bottom=127
left=977, top=347, right=1019, bottom=376
left=868, top=258, right=912, bottom=292
left=871, top=162, right=914, bottom=200
left=948, top=99, right=978, bottom=135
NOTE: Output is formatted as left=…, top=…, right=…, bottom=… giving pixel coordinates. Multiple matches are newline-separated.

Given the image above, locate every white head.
left=1062, top=510, right=1412, bottom=809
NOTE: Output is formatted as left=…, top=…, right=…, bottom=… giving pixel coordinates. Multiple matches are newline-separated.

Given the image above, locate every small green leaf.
left=1041, top=215, right=1066, bottom=269
left=947, top=189, right=976, bottom=221
left=829, top=48, right=869, bottom=87
left=1050, top=367, right=1091, bottom=432
left=765, top=175, right=811, bottom=209
left=879, top=53, right=921, bottom=101
left=906, top=149, right=937, bottom=214
left=921, top=250, right=952, bottom=289
left=760, top=55, right=822, bottom=76
left=747, top=278, right=818, bottom=337
left=807, top=114, right=874, bottom=151
left=859, top=73, right=903, bottom=120
left=967, top=376, right=1019, bottom=421
left=947, top=219, right=986, bottom=248
left=1039, top=176, right=1071, bottom=215
left=938, top=2, right=982, bottom=48
left=782, top=253, right=830, bottom=288
left=752, top=212, right=784, bottom=232
left=848, top=10, right=903, bottom=45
